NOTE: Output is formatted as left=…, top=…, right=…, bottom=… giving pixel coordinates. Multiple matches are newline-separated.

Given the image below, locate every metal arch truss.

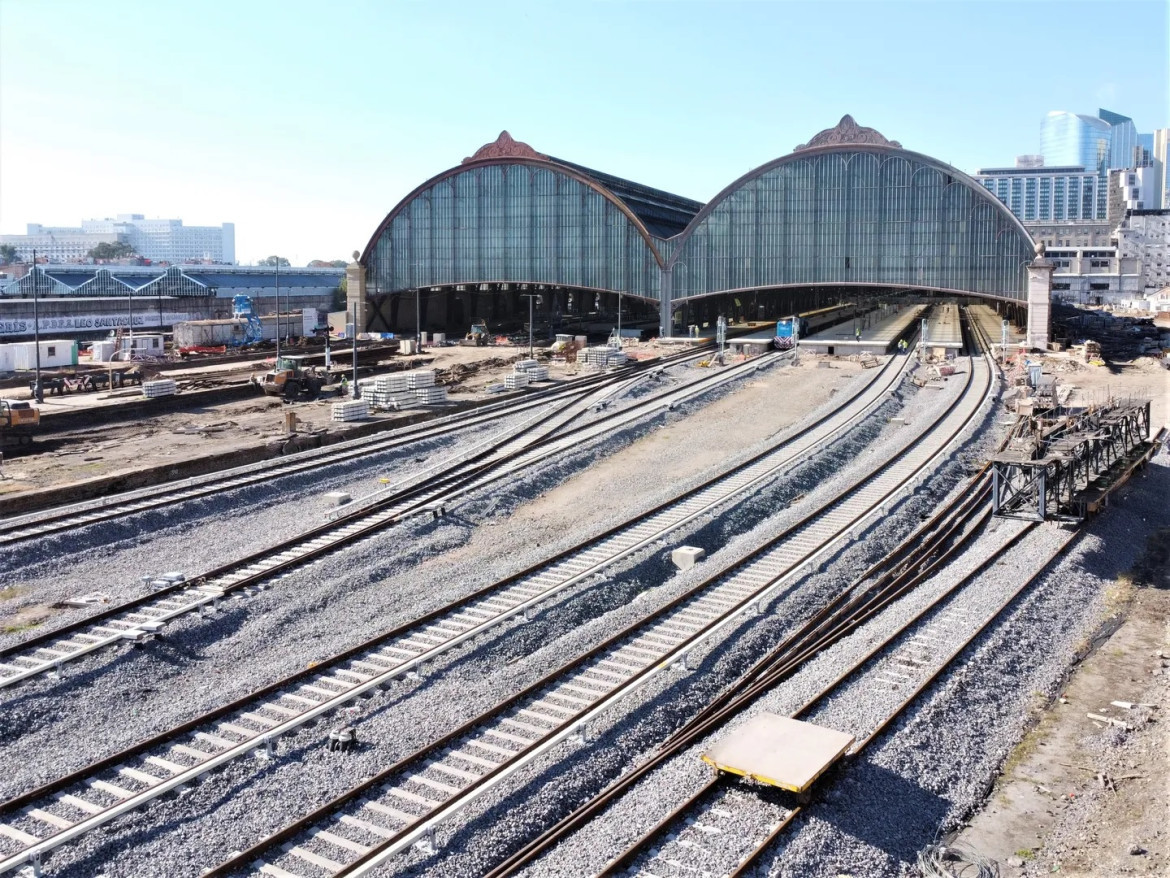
left=991, top=401, right=1151, bottom=521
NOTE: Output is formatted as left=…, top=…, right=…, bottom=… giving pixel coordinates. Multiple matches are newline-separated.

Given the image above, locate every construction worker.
left=854, top=327, right=862, bottom=343
left=340, top=375, right=349, bottom=397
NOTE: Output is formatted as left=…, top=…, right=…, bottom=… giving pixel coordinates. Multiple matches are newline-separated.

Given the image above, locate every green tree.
left=331, top=275, right=348, bottom=312
left=0, top=244, right=17, bottom=264
left=258, top=255, right=292, bottom=267
left=308, top=259, right=349, bottom=268
left=87, top=241, right=136, bottom=260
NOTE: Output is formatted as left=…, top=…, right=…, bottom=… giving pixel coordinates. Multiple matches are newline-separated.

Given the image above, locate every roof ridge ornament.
left=463, top=131, right=549, bottom=164
left=794, top=115, right=901, bottom=152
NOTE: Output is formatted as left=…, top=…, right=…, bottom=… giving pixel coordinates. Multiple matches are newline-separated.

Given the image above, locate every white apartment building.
left=2, top=215, right=235, bottom=264
left=1115, top=210, right=1170, bottom=293
left=80, top=215, right=235, bottom=263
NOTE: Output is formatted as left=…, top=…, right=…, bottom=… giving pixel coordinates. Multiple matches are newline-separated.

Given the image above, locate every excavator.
left=0, top=399, right=40, bottom=448
left=254, top=355, right=327, bottom=400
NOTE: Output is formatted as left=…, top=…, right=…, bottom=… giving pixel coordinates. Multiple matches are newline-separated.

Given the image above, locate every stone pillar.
left=1026, top=246, right=1053, bottom=351
left=659, top=268, right=673, bottom=339
left=345, top=252, right=368, bottom=333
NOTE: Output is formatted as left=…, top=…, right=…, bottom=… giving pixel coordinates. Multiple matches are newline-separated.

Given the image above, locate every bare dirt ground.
left=0, top=342, right=612, bottom=497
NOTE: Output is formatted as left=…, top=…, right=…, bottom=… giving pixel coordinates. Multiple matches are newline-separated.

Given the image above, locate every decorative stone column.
left=346, top=250, right=368, bottom=334
left=1026, top=242, right=1053, bottom=351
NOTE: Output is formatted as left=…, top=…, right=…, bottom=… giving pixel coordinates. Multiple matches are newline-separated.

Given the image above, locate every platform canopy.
left=701, top=712, right=855, bottom=794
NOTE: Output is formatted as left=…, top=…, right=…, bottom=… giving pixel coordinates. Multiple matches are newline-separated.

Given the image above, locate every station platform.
left=922, top=302, right=964, bottom=354
left=798, top=304, right=927, bottom=356
left=967, top=303, right=1025, bottom=355
left=702, top=713, right=855, bottom=793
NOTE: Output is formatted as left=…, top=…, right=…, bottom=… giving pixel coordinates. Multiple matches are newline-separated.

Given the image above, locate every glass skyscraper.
left=1040, top=109, right=1142, bottom=218
left=1040, top=112, right=1111, bottom=174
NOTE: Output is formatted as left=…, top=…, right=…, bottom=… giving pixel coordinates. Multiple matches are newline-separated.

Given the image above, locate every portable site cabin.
left=0, top=339, right=79, bottom=372
left=90, top=334, right=165, bottom=363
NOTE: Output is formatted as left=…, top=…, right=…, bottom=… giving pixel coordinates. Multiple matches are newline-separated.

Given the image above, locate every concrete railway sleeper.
left=597, top=519, right=1045, bottom=876
left=183, top=344, right=991, bottom=878
left=0, top=350, right=916, bottom=871
left=0, top=349, right=776, bottom=693
left=0, top=350, right=701, bottom=546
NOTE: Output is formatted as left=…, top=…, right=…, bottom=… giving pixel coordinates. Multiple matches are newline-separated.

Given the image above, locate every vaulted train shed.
left=354, top=117, right=1051, bottom=348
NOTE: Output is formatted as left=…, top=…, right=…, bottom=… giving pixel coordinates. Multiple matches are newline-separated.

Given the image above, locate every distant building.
left=1040, top=109, right=1143, bottom=217
left=1047, top=246, right=1142, bottom=305
left=0, top=227, right=125, bottom=263
left=1023, top=222, right=1113, bottom=250
left=1153, top=128, right=1170, bottom=210
left=974, top=160, right=1103, bottom=222
left=0, top=215, right=235, bottom=264
left=1115, top=209, right=1170, bottom=293
left=1108, top=167, right=1160, bottom=220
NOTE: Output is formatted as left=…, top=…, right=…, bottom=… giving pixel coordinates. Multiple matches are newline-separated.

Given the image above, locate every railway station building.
left=356, top=117, right=1051, bottom=349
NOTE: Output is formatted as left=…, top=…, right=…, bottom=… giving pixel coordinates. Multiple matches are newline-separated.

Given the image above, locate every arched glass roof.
left=363, top=133, right=689, bottom=302
left=669, top=140, right=1034, bottom=302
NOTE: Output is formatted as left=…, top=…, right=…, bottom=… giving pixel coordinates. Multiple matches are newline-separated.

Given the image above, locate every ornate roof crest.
left=794, top=115, right=901, bottom=152
left=463, top=131, right=548, bottom=164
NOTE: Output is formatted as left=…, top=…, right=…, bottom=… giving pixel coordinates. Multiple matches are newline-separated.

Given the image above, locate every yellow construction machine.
left=0, top=399, right=40, bottom=448
left=254, top=355, right=327, bottom=400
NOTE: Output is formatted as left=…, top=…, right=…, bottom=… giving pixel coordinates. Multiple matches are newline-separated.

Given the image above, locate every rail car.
left=773, top=316, right=809, bottom=350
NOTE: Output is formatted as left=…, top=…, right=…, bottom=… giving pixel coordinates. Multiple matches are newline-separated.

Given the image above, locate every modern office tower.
left=1098, top=109, right=1138, bottom=170
left=1153, top=129, right=1169, bottom=210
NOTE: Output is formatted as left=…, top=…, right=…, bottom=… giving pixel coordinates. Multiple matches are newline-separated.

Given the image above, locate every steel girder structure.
left=991, top=402, right=1152, bottom=520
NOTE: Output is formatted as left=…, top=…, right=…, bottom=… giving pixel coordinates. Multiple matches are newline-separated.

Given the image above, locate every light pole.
left=274, top=259, right=281, bottom=360
left=521, top=293, right=541, bottom=358
left=31, top=250, right=42, bottom=403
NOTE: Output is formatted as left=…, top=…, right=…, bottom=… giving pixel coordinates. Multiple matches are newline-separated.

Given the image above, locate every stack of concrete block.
left=359, top=373, right=414, bottom=410
left=413, top=386, right=448, bottom=405
left=331, top=399, right=369, bottom=421
left=406, top=370, right=436, bottom=389
left=504, top=372, right=530, bottom=390
left=142, top=378, right=178, bottom=398
left=581, top=347, right=628, bottom=368
left=515, top=359, right=549, bottom=381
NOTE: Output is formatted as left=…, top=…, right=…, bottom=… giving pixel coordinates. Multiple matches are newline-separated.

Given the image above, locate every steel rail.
left=0, top=349, right=905, bottom=821
left=0, top=350, right=758, bottom=692
left=194, top=346, right=991, bottom=878
left=0, top=354, right=685, bottom=545
left=601, top=519, right=1039, bottom=877
left=727, top=524, right=1078, bottom=877
left=0, top=351, right=915, bottom=873
left=487, top=308, right=1002, bottom=877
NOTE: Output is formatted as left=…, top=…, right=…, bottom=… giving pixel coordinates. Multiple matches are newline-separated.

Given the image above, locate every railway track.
left=0, top=352, right=696, bottom=547
left=608, top=519, right=1071, bottom=878
left=0, top=348, right=776, bottom=692
left=185, top=339, right=992, bottom=877
left=0, top=349, right=914, bottom=874
left=520, top=313, right=1164, bottom=878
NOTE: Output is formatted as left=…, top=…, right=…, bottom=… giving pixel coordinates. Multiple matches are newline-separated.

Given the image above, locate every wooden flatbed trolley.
left=702, top=713, right=855, bottom=794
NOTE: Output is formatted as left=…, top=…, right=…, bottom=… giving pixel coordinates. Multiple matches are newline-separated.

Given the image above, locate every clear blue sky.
left=1, top=0, right=1166, bottom=265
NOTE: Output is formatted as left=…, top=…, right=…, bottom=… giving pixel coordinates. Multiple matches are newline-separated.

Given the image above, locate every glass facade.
left=669, top=148, right=1032, bottom=301
left=1041, top=112, right=1112, bottom=175
left=365, top=143, right=1034, bottom=313
left=366, top=161, right=664, bottom=301
left=976, top=167, right=1102, bottom=222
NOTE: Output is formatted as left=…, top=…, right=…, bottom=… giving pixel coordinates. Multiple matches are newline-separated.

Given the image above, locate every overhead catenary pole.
left=31, top=249, right=42, bottom=403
